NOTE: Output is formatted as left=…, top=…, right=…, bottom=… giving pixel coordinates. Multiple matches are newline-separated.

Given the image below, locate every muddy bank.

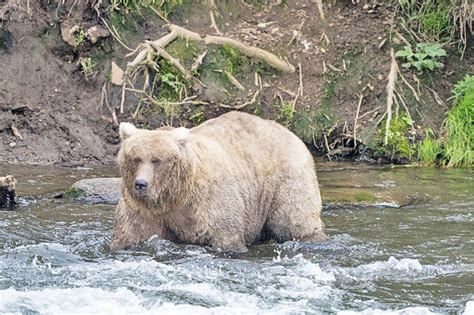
left=0, top=0, right=472, bottom=166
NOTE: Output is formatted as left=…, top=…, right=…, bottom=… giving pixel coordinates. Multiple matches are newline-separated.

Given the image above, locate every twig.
left=218, top=90, right=260, bottom=109
left=210, top=10, right=222, bottom=34
left=278, top=87, right=296, bottom=97
left=384, top=49, right=398, bottom=145
left=292, top=63, right=303, bottom=112
left=191, top=50, right=208, bottom=73
left=323, top=133, right=332, bottom=161
left=148, top=6, right=169, bottom=23
left=353, top=93, right=363, bottom=148
left=100, top=17, right=134, bottom=52
left=11, top=124, right=23, bottom=140
left=224, top=71, right=245, bottom=91
left=398, top=69, right=420, bottom=102
left=298, top=62, right=304, bottom=97
left=395, top=89, right=416, bottom=134
left=287, top=20, right=305, bottom=46
left=358, top=106, right=380, bottom=120
left=314, top=0, right=324, bottom=20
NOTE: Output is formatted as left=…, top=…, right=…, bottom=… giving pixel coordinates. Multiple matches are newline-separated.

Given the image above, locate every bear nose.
left=135, top=179, right=148, bottom=192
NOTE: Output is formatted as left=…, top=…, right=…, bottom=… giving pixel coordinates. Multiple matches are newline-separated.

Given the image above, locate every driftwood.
left=0, top=175, right=17, bottom=208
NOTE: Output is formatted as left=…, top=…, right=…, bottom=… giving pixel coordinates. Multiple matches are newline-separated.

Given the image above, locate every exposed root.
left=148, top=41, right=191, bottom=78
left=224, top=71, right=245, bottom=91
left=191, top=50, right=208, bottom=73
left=205, top=35, right=295, bottom=72
left=353, top=93, right=363, bottom=148
left=117, top=23, right=296, bottom=115
left=210, top=10, right=222, bottom=35
left=384, top=49, right=398, bottom=146
left=313, top=0, right=324, bottom=20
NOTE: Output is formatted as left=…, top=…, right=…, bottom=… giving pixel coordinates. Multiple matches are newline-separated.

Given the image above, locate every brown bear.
left=0, top=175, right=17, bottom=208
left=110, top=111, right=325, bottom=252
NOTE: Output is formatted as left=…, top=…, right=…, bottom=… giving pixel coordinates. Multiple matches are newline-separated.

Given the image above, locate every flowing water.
left=0, top=163, right=473, bottom=314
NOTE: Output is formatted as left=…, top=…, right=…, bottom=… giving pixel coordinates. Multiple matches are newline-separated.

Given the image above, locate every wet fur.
left=110, top=112, right=326, bottom=252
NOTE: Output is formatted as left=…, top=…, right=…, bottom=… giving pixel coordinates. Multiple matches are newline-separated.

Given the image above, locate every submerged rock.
left=68, top=178, right=121, bottom=204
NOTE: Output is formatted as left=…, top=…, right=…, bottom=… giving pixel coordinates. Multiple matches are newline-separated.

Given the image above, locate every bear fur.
left=0, top=175, right=17, bottom=208
left=110, top=111, right=325, bottom=252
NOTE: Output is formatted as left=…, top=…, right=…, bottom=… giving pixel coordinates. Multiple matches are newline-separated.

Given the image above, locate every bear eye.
left=151, top=158, right=161, bottom=165
left=132, top=157, right=142, bottom=164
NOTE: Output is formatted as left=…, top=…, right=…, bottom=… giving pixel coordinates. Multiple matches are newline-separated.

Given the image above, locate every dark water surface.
left=0, top=163, right=473, bottom=314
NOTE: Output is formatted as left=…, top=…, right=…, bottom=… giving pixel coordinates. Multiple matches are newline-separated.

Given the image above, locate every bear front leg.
left=211, top=233, right=248, bottom=253
left=110, top=198, right=167, bottom=251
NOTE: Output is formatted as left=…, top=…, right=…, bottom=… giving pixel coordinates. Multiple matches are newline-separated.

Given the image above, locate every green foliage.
left=274, top=100, right=294, bottom=127
left=375, top=114, right=416, bottom=160
left=395, top=0, right=469, bottom=41
left=449, top=74, right=474, bottom=105
left=189, top=109, right=205, bottom=125
left=220, top=44, right=245, bottom=74
left=414, top=75, right=473, bottom=167
left=291, top=106, right=335, bottom=145
left=80, top=58, right=97, bottom=81
left=75, top=29, right=86, bottom=46
left=156, top=59, right=188, bottom=100
left=417, top=129, right=441, bottom=165
left=108, top=0, right=184, bottom=18
left=395, top=43, right=446, bottom=71
left=63, top=187, right=85, bottom=199
left=443, top=75, right=473, bottom=167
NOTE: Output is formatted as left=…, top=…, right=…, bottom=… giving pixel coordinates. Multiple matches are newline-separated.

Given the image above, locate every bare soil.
left=0, top=0, right=472, bottom=166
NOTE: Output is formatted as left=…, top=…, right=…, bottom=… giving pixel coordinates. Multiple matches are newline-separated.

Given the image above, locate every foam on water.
left=337, top=306, right=436, bottom=315
left=0, top=287, right=148, bottom=315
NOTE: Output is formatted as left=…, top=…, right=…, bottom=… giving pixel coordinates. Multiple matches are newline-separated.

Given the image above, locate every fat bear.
left=110, top=111, right=325, bottom=252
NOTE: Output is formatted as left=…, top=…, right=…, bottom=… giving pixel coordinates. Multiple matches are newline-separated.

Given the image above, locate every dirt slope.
left=0, top=0, right=472, bottom=166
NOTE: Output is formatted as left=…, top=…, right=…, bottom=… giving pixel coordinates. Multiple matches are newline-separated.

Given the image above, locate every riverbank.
left=0, top=1, right=472, bottom=166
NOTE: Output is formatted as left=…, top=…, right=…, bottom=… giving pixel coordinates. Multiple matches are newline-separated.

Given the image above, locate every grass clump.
left=443, top=74, right=473, bottom=167
left=395, top=0, right=473, bottom=54
left=417, top=129, right=442, bottom=165
left=415, top=75, right=473, bottom=167
left=80, top=58, right=98, bottom=81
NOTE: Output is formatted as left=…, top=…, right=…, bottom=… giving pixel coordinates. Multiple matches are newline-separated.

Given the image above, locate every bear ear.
left=119, top=122, right=138, bottom=141
left=173, top=127, right=189, bottom=147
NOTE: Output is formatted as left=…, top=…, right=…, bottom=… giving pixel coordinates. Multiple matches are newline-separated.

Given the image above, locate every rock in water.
left=69, top=178, right=122, bottom=204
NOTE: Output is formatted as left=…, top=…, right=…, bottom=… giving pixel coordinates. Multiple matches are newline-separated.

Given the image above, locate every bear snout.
left=134, top=179, right=148, bottom=195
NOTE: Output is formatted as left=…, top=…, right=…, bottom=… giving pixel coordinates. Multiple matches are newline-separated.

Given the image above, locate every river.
left=0, top=163, right=473, bottom=314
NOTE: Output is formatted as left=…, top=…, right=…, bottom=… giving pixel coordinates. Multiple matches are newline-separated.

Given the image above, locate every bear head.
left=117, top=122, right=193, bottom=202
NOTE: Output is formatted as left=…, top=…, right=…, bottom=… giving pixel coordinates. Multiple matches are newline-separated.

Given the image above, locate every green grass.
left=395, top=0, right=473, bottom=48
left=415, top=75, right=473, bottom=167
left=443, top=75, right=474, bottom=167
left=417, top=129, right=441, bottom=165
